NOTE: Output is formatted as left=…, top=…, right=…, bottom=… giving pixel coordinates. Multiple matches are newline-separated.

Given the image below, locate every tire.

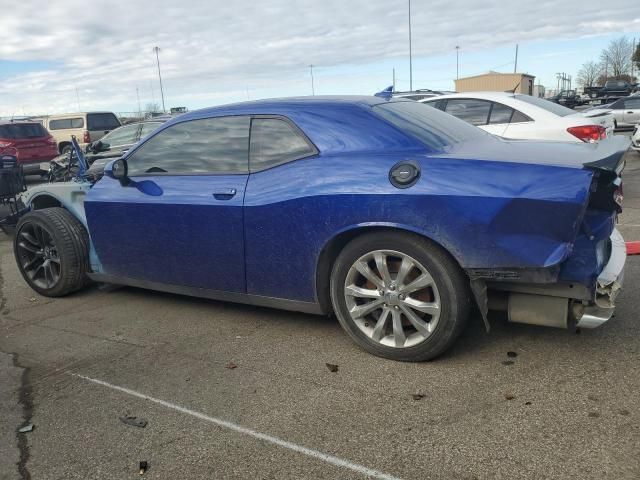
left=60, top=145, right=72, bottom=155
left=330, top=231, right=471, bottom=362
left=14, top=208, right=90, bottom=297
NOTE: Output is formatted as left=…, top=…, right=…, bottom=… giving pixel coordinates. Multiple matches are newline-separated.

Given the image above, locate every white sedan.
left=420, top=91, right=615, bottom=143
left=632, top=124, right=639, bottom=151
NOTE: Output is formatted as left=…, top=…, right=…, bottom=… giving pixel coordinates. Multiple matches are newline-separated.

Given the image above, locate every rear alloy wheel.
left=330, top=232, right=470, bottom=361
left=14, top=208, right=90, bottom=297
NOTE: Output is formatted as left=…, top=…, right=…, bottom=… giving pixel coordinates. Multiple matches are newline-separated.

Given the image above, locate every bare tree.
left=577, top=61, right=601, bottom=87
left=600, top=36, right=633, bottom=78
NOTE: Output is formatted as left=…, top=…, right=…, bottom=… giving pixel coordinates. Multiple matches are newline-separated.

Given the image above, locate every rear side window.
left=488, top=103, right=514, bottom=124
left=49, top=118, right=84, bottom=130
left=0, top=123, right=48, bottom=139
left=373, top=101, right=487, bottom=151
left=127, top=116, right=250, bottom=176
left=87, top=113, right=120, bottom=131
left=249, top=117, right=316, bottom=171
left=101, top=124, right=139, bottom=147
left=445, top=99, right=491, bottom=126
left=513, top=95, right=574, bottom=117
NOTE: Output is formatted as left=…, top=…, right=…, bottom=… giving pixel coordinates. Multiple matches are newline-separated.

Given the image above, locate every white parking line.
left=70, top=373, right=404, bottom=480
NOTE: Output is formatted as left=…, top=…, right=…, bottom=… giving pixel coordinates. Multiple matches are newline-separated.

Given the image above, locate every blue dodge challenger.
left=14, top=96, right=627, bottom=361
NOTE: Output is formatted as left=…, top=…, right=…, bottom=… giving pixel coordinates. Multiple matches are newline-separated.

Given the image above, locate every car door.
left=622, top=98, right=640, bottom=126
left=84, top=115, right=250, bottom=293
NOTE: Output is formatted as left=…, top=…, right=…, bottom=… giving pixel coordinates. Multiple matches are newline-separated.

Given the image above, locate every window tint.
left=373, top=101, right=487, bottom=151
left=101, top=124, right=139, bottom=147
left=49, top=118, right=84, bottom=130
left=139, top=122, right=162, bottom=138
left=624, top=98, right=640, bottom=109
left=513, top=95, right=574, bottom=117
left=423, top=99, right=446, bottom=110
left=444, top=99, right=491, bottom=126
left=250, top=118, right=315, bottom=171
left=127, top=116, right=250, bottom=176
left=87, top=113, right=120, bottom=131
left=0, top=123, right=48, bottom=139
left=488, top=103, right=514, bottom=124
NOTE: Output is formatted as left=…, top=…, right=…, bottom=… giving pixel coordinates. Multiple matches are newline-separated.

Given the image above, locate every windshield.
left=0, top=123, right=48, bottom=139
left=513, top=95, right=574, bottom=117
left=373, top=100, right=488, bottom=151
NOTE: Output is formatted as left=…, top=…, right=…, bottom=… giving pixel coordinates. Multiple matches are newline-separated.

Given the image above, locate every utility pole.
left=309, top=64, right=315, bottom=96
left=153, top=46, right=166, bottom=112
left=514, top=44, right=519, bottom=73
left=456, top=46, right=460, bottom=80
left=408, top=0, right=413, bottom=91
left=136, top=86, right=141, bottom=117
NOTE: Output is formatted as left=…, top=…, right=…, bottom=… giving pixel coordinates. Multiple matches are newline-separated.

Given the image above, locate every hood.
left=443, top=135, right=629, bottom=173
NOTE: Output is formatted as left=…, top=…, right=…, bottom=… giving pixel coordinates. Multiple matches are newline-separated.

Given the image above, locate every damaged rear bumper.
left=577, top=228, right=626, bottom=328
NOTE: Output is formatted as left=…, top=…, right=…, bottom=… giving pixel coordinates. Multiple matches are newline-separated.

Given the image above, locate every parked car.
left=37, top=112, right=121, bottom=154
left=43, top=119, right=168, bottom=182
left=0, top=121, right=58, bottom=174
left=632, top=124, right=639, bottom=151
left=421, top=92, right=614, bottom=142
left=548, top=90, right=583, bottom=109
left=13, top=97, right=627, bottom=361
left=588, top=96, right=640, bottom=129
left=585, top=80, right=638, bottom=104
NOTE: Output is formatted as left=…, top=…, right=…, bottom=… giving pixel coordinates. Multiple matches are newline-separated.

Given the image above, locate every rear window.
left=373, top=100, right=487, bottom=151
left=49, top=118, right=84, bottom=130
left=87, top=113, right=121, bottom=131
left=0, top=123, right=48, bottom=139
left=513, top=95, right=574, bottom=117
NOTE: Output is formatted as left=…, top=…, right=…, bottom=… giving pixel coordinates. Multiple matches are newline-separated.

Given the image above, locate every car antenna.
left=508, top=82, right=520, bottom=97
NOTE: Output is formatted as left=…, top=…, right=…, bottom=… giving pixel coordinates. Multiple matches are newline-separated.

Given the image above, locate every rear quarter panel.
left=244, top=152, right=593, bottom=303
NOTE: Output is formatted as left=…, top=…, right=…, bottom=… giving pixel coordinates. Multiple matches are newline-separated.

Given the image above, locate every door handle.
left=213, top=188, right=237, bottom=200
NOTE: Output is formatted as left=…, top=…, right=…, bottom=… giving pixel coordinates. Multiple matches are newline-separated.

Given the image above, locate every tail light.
left=0, top=140, right=13, bottom=148
left=83, top=130, right=91, bottom=143
left=567, top=125, right=607, bottom=143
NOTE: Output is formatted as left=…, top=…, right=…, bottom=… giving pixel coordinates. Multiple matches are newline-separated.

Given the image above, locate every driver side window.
left=127, top=116, right=250, bottom=176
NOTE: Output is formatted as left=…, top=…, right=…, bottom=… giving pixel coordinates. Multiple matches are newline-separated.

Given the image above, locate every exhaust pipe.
left=489, top=292, right=583, bottom=329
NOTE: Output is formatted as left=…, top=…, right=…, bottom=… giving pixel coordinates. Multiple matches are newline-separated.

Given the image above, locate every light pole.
left=455, top=46, right=460, bottom=80
left=153, top=46, right=166, bottom=112
left=408, top=0, right=413, bottom=91
left=309, top=64, right=315, bottom=96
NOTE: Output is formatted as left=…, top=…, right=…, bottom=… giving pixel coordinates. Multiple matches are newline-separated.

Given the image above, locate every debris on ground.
left=18, top=424, right=33, bottom=433
left=619, top=409, right=630, bottom=416
left=504, top=393, right=516, bottom=400
left=139, top=461, right=148, bottom=475
left=524, top=401, right=532, bottom=406
left=587, top=395, right=598, bottom=402
left=119, top=415, right=148, bottom=428
left=325, top=363, right=339, bottom=373
left=507, top=351, right=518, bottom=358
left=501, top=360, right=514, bottom=366
left=29, top=297, right=36, bottom=303
left=226, top=361, right=238, bottom=369
left=588, top=412, right=600, bottom=418
left=411, top=394, right=425, bottom=401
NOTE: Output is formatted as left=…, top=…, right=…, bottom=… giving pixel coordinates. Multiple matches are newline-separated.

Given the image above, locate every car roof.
left=0, top=120, right=42, bottom=126
left=176, top=96, right=411, bottom=121
left=422, top=91, right=526, bottom=101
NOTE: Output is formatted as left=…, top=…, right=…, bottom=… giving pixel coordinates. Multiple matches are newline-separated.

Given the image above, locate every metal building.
left=454, top=72, right=536, bottom=95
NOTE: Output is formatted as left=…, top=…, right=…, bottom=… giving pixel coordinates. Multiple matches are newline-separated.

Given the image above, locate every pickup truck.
left=585, top=80, right=638, bottom=104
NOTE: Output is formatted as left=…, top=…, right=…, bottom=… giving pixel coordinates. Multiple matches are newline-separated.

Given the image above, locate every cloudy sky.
left=0, top=0, right=639, bottom=117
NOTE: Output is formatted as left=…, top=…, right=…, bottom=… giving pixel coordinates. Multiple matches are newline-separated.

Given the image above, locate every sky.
left=0, top=0, right=639, bottom=117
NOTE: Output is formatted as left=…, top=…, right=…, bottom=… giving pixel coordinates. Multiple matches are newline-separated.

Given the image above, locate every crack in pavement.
left=13, top=353, right=33, bottom=480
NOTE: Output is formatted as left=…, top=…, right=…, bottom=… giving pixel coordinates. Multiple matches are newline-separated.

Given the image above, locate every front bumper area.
left=577, top=228, right=626, bottom=328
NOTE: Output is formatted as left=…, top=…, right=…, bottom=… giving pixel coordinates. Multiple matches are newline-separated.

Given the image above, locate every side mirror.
left=105, top=158, right=130, bottom=186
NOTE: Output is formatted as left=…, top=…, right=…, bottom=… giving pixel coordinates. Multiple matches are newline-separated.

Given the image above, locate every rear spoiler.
left=582, top=136, right=629, bottom=175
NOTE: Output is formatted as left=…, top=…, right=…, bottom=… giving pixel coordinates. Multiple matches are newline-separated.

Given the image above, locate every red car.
left=0, top=121, right=58, bottom=174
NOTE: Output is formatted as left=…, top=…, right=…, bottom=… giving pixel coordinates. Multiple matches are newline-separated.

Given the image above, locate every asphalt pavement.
left=1, top=146, right=639, bottom=480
